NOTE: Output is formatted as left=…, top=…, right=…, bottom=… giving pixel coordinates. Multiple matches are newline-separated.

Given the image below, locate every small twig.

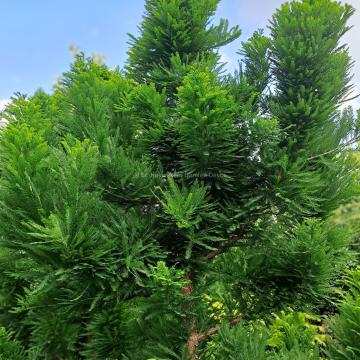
left=338, top=93, right=360, bottom=105
left=307, top=136, right=360, bottom=161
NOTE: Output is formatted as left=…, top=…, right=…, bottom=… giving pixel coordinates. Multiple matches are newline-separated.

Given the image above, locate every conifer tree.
left=269, top=0, right=357, bottom=216
left=0, top=0, right=359, bottom=359
left=126, top=0, right=241, bottom=96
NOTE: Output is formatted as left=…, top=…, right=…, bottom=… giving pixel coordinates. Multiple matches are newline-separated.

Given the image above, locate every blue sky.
left=1, top=0, right=359, bottom=109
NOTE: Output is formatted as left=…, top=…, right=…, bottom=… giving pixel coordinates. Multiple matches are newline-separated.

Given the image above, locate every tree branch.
left=188, top=315, right=243, bottom=359
left=206, top=229, right=245, bottom=260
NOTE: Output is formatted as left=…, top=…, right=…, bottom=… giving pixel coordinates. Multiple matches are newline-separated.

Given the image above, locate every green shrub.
left=327, top=268, right=360, bottom=359
left=204, top=322, right=269, bottom=360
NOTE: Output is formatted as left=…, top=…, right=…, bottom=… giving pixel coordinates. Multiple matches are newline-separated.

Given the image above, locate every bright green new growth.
left=0, top=327, right=24, bottom=360
left=0, top=0, right=359, bottom=359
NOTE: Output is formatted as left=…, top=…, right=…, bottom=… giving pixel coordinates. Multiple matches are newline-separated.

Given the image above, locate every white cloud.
left=219, top=51, right=235, bottom=69
left=0, top=99, right=10, bottom=128
left=0, top=99, right=10, bottom=112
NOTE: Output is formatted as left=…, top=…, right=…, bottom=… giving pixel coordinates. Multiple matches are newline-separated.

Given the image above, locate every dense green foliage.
left=327, top=268, right=360, bottom=359
left=0, top=0, right=359, bottom=358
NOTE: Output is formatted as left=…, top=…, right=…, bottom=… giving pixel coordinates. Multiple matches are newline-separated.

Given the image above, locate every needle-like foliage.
left=0, top=0, right=359, bottom=359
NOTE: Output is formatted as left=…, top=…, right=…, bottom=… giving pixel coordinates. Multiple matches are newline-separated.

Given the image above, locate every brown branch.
left=186, top=229, right=247, bottom=358
left=188, top=316, right=243, bottom=359
left=206, top=230, right=245, bottom=260
left=206, top=211, right=265, bottom=261
left=182, top=271, right=193, bottom=296
left=182, top=271, right=199, bottom=359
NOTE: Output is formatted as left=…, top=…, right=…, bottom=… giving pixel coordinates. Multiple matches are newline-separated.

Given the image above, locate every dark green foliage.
left=176, top=68, right=238, bottom=192
left=158, top=176, right=222, bottom=260
left=0, top=0, right=359, bottom=359
left=98, top=140, right=160, bottom=205
left=214, top=220, right=354, bottom=318
left=238, top=29, right=271, bottom=113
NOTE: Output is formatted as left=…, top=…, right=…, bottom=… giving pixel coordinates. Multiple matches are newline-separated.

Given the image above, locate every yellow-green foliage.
left=268, top=309, right=326, bottom=351
left=202, top=293, right=240, bottom=321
